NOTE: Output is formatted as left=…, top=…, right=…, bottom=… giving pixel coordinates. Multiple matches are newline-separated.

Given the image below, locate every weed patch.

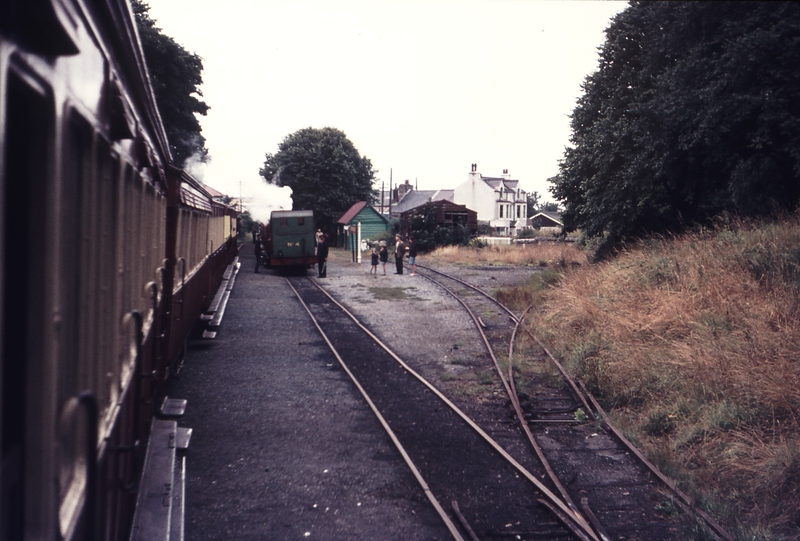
left=367, top=286, right=421, bottom=301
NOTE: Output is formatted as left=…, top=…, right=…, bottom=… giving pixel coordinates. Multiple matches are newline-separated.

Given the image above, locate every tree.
left=406, top=203, right=472, bottom=252
left=132, top=1, right=209, bottom=166
left=552, top=1, right=800, bottom=256
left=260, top=127, right=376, bottom=231
left=540, top=202, right=559, bottom=212
left=526, top=191, right=540, bottom=217
left=238, top=210, right=255, bottom=242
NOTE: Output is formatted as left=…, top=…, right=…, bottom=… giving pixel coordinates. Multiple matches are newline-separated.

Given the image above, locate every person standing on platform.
left=317, top=233, right=329, bottom=278
left=379, top=242, right=388, bottom=275
left=315, top=229, right=323, bottom=256
left=394, top=234, right=407, bottom=275
left=407, top=235, right=418, bottom=276
left=254, top=235, right=264, bottom=273
left=369, top=247, right=379, bottom=275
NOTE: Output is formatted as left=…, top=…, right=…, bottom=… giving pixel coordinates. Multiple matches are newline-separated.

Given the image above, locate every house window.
left=499, top=206, right=503, bottom=218
left=516, top=206, right=520, bottom=219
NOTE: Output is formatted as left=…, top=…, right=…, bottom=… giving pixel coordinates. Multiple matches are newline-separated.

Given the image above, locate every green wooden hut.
left=336, top=201, right=389, bottom=250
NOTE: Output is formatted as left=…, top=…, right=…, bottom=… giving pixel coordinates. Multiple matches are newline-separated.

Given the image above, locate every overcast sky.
left=145, top=0, right=627, bottom=220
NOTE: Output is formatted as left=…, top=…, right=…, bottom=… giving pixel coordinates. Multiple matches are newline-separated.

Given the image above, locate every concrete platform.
left=164, top=243, right=448, bottom=540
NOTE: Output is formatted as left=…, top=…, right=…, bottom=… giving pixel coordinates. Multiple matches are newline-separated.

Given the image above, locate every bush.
left=238, top=210, right=255, bottom=242
left=407, top=203, right=473, bottom=252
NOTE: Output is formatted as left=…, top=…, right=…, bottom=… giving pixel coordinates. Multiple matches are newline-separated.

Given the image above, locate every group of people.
left=256, top=226, right=414, bottom=279
left=369, top=234, right=417, bottom=276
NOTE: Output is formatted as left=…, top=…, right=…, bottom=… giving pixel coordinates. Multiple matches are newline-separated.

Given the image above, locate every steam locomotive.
left=260, top=210, right=318, bottom=270
left=0, top=0, right=237, bottom=539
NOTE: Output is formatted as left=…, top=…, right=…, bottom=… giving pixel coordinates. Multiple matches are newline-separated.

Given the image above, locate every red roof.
left=336, top=201, right=368, bottom=224
left=204, top=184, right=225, bottom=198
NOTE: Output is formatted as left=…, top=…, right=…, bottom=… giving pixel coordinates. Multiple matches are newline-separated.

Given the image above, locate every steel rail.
left=580, top=383, right=734, bottom=541
left=421, top=264, right=734, bottom=541
left=508, top=312, right=612, bottom=541
left=285, top=278, right=467, bottom=541
left=416, top=263, right=596, bottom=419
left=304, top=276, right=600, bottom=541
left=417, top=272, right=591, bottom=529
left=526, top=328, right=734, bottom=541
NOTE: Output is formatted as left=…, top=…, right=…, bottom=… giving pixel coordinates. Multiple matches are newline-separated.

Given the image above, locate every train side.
left=262, top=210, right=317, bottom=268
left=0, top=1, right=237, bottom=540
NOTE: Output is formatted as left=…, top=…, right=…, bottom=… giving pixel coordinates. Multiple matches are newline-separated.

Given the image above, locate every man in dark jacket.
left=317, top=233, right=329, bottom=278
left=394, top=234, right=407, bottom=275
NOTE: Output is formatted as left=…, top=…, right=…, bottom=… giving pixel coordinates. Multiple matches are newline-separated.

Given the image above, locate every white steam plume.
left=181, top=152, right=293, bottom=224
left=245, top=179, right=293, bottom=224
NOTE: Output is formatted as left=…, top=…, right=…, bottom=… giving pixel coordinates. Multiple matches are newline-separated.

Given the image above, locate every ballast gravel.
left=166, top=247, right=539, bottom=540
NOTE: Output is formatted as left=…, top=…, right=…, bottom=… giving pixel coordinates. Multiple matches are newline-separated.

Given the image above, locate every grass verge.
left=436, top=221, right=800, bottom=539
left=526, top=218, right=800, bottom=540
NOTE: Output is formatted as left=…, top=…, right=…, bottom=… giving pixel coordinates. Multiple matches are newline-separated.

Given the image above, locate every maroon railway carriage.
left=0, top=1, right=237, bottom=540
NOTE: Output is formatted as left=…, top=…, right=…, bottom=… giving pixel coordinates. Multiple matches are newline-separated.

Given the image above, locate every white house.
left=453, top=164, right=527, bottom=236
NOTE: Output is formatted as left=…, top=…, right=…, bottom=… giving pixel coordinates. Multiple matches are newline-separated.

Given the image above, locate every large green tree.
left=132, top=1, right=209, bottom=166
left=260, top=127, right=377, bottom=230
left=552, top=1, right=800, bottom=256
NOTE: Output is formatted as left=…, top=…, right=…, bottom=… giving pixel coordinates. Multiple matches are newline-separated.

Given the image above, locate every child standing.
left=379, top=243, right=388, bottom=275
left=370, top=247, right=379, bottom=275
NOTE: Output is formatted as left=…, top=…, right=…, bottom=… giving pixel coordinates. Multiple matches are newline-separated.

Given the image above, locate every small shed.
left=400, top=200, right=478, bottom=236
left=530, top=211, right=563, bottom=230
left=336, top=201, right=389, bottom=249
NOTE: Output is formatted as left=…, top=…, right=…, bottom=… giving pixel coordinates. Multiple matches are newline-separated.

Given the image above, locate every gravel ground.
left=275, top=248, right=684, bottom=539
left=166, top=246, right=458, bottom=540
left=317, top=249, right=538, bottom=397
left=168, top=245, right=686, bottom=540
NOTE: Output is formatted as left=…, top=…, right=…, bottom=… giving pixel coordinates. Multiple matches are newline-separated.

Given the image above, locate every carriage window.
left=297, top=217, right=304, bottom=225
left=280, top=218, right=288, bottom=226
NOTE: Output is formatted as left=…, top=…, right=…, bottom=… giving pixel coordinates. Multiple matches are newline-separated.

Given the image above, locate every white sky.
left=144, top=0, right=627, bottom=220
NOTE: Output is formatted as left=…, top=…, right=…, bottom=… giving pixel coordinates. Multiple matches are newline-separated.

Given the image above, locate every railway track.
left=290, top=259, right=734, bottom=541
left=412, top=263, right=734, bottom=541
left=287, top=276, right=591, bottom=540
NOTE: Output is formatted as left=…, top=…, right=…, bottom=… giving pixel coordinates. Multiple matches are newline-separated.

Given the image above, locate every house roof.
left=482, top=177, right=504, bottom=189
left=431, top=189, right=454, bottom=201
left=531, top=211, right=563, bottom=226
left=336, top=201, right=388, bottom=225
left=480, top=176, right=521, bottom=193
left=336, top=201, right=368, bottom=224
left=390, top=190, right=437, bottom=215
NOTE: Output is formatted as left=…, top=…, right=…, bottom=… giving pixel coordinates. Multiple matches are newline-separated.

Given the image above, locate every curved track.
left=287, top=276, right=595, bottom=540
left=413, top=262, right=733, bottom=541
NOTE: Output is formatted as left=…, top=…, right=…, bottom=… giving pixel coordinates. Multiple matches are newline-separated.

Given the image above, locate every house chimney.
left=397, top=179, right=413, bottom=199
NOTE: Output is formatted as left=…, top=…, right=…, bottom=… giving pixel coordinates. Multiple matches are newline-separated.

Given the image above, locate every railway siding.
left=168, top=248, right=727, bottom=540
left=317, top=251, right=688, bottom=540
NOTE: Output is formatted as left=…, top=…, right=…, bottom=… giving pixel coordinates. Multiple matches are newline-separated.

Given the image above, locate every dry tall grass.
left=528, top=218, right=800, bottom=540
left=430, top=242, right=589, bottom=268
